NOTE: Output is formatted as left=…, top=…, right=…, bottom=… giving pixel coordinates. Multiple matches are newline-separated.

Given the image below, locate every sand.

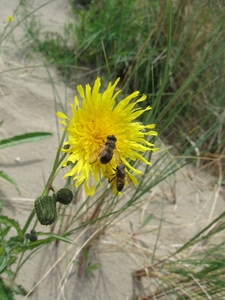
left=0, top=1, right=224, bottom=299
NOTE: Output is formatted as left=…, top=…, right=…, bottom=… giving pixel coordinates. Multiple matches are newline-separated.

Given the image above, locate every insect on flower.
left=56, top=77, right=158, bottom=195
left=89, top=134, right=118, bottom=164
left=109, top=163, right=127, bottom=192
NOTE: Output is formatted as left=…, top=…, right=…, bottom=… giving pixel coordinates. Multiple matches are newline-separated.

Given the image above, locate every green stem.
left=21, top=158, right=65, bottom=234
left=43, top=153, right=67, bottom=195
left=10, top=251, right=25, bottom=288
left=22, top=209, right=35, bottom=234
left=22, top=128, right=68, bottom=233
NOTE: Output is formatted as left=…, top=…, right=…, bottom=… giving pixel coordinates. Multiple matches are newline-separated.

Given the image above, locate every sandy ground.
left=0, top=1, right=225, bottom=299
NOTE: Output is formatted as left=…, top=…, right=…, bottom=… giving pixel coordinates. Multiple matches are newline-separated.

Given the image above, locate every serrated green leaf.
left=0, top=226, right=11, bottom=240
left=6, top=236, right=25, bottom=253
left=0, top=216, right=23, bottom=239
left=0, top=132, right=52, bottom=149
left=0, top=171, right=20, bottom=195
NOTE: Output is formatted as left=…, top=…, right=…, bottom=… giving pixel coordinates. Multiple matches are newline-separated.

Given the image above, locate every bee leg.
left=108, top=176, right=116, bottom=183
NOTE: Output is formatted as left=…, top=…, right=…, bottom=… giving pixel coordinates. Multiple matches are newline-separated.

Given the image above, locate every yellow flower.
left=6, top=15, right=14, bottom=22
left=57, top=78, right=158, bottom=195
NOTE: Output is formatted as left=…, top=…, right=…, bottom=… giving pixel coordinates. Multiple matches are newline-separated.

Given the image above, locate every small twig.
left=207, top=159, right=223, bottom=225
left=188, top=273, right=211, bottom=300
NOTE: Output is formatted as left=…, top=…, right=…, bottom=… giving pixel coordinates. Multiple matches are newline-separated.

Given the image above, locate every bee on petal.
left=109, top=163, right=126, bottom=192
left=89, top=135, right=117, bottom=164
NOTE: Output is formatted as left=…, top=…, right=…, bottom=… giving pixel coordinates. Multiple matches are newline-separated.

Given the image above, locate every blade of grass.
left=0, top=132, right=52, bottom=150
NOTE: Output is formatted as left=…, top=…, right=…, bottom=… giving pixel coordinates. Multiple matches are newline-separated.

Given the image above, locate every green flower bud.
left=55, top=188, right=73, bottom=205
left=35, top=196, right=57, bottom=225
left=26, top=231, right=38, bottom=242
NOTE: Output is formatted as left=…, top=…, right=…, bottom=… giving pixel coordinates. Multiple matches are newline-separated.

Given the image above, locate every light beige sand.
left=0, top=1, right=224, bottom=299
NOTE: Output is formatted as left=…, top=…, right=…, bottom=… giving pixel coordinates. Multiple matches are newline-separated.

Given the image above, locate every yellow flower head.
left=6, top=15, right=14, bottom=22
left=57, top=78, right=158, bottom=195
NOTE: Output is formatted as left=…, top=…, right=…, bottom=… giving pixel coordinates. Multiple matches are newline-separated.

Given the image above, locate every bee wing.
left=113, top=149, right=122, bottom=165
left=108, top=176, right=118, bottom=194
left=89, top=148, right=102, bottom=164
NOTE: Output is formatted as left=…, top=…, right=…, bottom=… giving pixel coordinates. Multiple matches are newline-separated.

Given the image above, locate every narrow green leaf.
left=141, top=214, right=154, bottom=228
left=38, top=232, right=74, bottom=244
left=0, top=171, right=20, bottom=195
left=0, top=132, right=52, bottom=149
left=14, top=238, right=54, bottom=252
left=87, top=263, right=100, bottom=275
left=0, top=216, right=23, bottom=239
left=129, top=221, right=134, bottom=232
left=0, top=253, right=8, bottom=273
left=82, top=248, right=89, bottom=262
left=19, top=235, right=73, bottom=252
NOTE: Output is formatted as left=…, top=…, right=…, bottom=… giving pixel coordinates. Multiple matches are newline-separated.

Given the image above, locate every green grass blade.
left=140, top=214, right=154, bottom=229
left=0, top=171, right=20, bottom=195
left=38, top=232, right=74, bottom=244
left=0, top=132, right=52, bottom=149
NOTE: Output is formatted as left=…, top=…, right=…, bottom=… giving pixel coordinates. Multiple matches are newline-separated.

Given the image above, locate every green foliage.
left=18, top=0, right=224, bottom=164
left=73, top=0, right=225, bottom=162
left=20, top=0, right=225, bottom=163
left=132, top=211, right=225, bottom=299
left=0, top=214, right=73, bottom=296
left=0, top=217, right=23, bottom=239
left=0, top=277, right=14, bottom=300
left=35, top=32, right=75, bottom=79
left=76, top=0, right=140, bottom=61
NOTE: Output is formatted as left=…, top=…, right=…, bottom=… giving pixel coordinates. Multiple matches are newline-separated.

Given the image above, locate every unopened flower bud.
left=55, top=188, right=73, bottom=205
left=26, top=229, right=38, bottom=242
left=35, top=196, right=57, bottom=225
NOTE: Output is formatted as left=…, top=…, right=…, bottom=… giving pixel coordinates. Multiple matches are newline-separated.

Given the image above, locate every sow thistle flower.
left=57, top=78, right=158, bottom=195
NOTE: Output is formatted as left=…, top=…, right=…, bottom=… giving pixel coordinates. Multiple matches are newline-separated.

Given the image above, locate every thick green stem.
left=22, top=128, right=68, bottom=233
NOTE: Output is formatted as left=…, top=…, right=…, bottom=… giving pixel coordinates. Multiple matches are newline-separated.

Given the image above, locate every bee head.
left=116, top=163, right=125, bottom=174
left=107, top=134, right=117, bottom=142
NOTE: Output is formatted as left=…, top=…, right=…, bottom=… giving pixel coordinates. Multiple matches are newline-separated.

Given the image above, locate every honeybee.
left=89, top=135, right=117, bottom=164
left=109, top=163, right=126, bottom=192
